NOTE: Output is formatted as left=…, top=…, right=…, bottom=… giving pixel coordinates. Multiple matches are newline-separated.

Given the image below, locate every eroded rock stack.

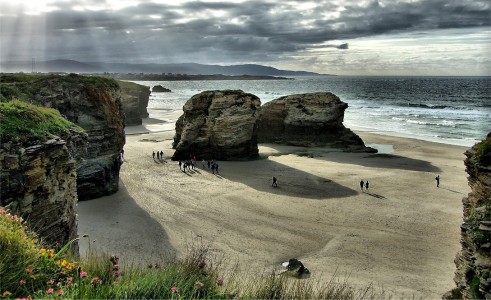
left=451, top=133, right=491, bottom=299
left=172, top=90, right=261, bottom=160
left=0, top=74, right=125, bottom=200
left=257, top=92, right=375, bottom=151
left=0, top=101, right=87, bottom=249
left=119, top=81, right=151, bottom=125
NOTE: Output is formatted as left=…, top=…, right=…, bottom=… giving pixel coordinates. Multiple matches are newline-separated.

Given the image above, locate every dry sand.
left=78, top=109, right=470, bottom=298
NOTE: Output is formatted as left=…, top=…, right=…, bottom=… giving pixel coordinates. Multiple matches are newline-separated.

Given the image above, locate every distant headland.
left=103, top=73, right=292, bottom=81
left=0, top=59, right=335, bottom=77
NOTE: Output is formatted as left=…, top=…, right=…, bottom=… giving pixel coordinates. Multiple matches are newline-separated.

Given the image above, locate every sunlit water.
left=131, top=76, right=490, bottom=147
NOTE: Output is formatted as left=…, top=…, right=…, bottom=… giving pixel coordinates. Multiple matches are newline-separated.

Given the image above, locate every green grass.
left=1, top=206, right=389, bottom=299
left=0, top=100, right=83, bottom=143
left=0, top=73, right=119, bottom=104
left=474, top=138, right=491, bottom=166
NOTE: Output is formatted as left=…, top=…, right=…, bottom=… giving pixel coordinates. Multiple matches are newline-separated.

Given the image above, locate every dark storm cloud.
left=0, top=0, right=489, bottom=63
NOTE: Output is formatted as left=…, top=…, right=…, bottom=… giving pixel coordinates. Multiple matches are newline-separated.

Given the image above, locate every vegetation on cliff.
left=0, top=73, right=119, bottom=104
left=448, top=133, right=491, bottom=300
left=474, top=136, right=491, bottom=166
left=0, top=100, right=82, bottom=143
left=0, top=207, right=386, bottom=299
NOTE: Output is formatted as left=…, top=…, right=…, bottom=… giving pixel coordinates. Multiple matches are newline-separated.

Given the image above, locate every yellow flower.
left=61, top=260, right=68, bottom=267
left=47, top=249, right=55, bottom=258
left=38, top=248, right=47, bottom=256
left=2, top=291, right=11, bottom=297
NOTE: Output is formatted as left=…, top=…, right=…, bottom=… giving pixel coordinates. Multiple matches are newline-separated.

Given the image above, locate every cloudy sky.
left=1, top=0, right=490, bottom=75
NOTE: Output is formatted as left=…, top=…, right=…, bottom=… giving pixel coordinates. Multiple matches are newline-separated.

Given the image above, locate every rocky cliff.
left=0, top=73, right=125, bottom=200
left=172, top=90, right=261, bottom=160
left=119, top=81, right=151, bottom=125
left=257, top=93, right=375, bottom=151
left=450, top=133, right=491, bottom=299
left=0, top=101, right=87, bottom=249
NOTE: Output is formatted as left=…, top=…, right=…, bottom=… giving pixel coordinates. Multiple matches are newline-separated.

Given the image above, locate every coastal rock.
left=119, top=81, right=151, bottom=125
left=152, top=85, right=172, bottom=92
left=0, top=73, right=125, bottom=200
left=172, top=90, right=261, bottom=160
left=450, top=133, right=491, bottom=300
left=0, top=102, right=87, bottom=250
left=257, top=93, right=375, bottom=152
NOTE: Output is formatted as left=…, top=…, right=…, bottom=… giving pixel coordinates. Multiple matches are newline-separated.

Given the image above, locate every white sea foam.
left=134, top=76, right=490, bottom=147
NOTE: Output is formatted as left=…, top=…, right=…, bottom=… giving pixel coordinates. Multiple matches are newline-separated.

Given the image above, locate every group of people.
left=178, top=156, right=220, bottom=174
left=152, top=151, right=165, bottom=161
left=359, top=179, right=369, bottom=192
left=206, top=159, right=220, bottom=174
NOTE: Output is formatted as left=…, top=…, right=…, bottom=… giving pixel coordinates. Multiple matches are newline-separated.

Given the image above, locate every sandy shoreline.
left=77, top=109, right=469, bottom=298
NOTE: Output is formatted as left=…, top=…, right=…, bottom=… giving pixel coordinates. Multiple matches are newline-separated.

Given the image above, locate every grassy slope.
left=0, top=73, right=119, bottom=104
left=0, top=100, right=82, bottom=143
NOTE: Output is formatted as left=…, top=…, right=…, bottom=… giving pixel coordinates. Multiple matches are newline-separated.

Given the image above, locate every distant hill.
left=0, top=60, right=332, bottom=76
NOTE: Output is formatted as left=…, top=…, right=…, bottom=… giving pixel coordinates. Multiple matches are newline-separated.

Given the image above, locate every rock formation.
left=152, top=85, right=171, bottom=92
left=448, top=133, right=491, bottom=299
left=0, top=73, right=125, bottom=200
left=119, top=81, right=151, bottom=125
left=172, top=90, right=261, bottom=160
left=0, top=101, right=87, bottom=249
left=257, top=92, right=375, bottom=152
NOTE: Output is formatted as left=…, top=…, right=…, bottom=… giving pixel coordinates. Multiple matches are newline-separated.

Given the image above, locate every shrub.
left=0, top=207, right=79, bottom=298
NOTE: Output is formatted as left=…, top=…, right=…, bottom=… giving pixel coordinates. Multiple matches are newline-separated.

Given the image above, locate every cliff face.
left=257, top=93, right=375, bottom=151
left=452, top=133, right=491, bottom=299
left=0, top=74, right=125, bottom=200
left=119, top=81, right=151, bottom=125
left=172, top=90, right=261, bottom=160
left=0, top=101, right=87, bottom=249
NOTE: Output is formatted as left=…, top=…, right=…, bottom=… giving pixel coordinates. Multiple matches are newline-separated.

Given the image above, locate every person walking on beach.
left=215, top=164, right=219, bottom=174
left=272, top=176, right=278, bottom=187
left=178, top=160, right=182, bottom=171
left=360, top=179, right=364, bottom=192
left=435, top=175, right=440, bottom=188
left=156, top=151, right=160, bottom=160
left=160, top=151, right=164, bottom=160
left=152, top=151, right=155, bottom=159
left=202, top=159, right=206, bottom=169
left=365, top=180, right=369, bottom=192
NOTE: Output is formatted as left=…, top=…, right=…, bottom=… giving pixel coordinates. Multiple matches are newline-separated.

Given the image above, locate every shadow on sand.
left=77, top=180, right=176, bottom=265
left=262, top=144, right=442, bottom=173
left=364, top=192, right=387, bottom=200
left=223, top=159, right=358, bottom=200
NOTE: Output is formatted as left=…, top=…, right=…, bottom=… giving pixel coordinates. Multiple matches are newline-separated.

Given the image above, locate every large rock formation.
left=449, top=133, right=491, bottom=299
left=172, top=90, right=261, bottom=160
left=0, top=101, right=87, bottom=249
left=257, top=93, right=375, bottom=151
left=0, top=73, right=125, bottom=200
left=119, top=81, right=151, bottom=125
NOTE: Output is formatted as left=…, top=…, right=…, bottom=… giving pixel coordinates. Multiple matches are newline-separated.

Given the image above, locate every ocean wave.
left=405, top=103, right=455, bottom=109
left=391, top=117, right=457, bottom=127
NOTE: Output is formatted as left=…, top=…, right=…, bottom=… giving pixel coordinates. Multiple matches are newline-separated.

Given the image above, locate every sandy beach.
left=77, top=109, right=470, bottom=298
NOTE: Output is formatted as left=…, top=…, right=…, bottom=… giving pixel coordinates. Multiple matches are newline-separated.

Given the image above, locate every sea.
left=133, top=76, right=490, bottom=147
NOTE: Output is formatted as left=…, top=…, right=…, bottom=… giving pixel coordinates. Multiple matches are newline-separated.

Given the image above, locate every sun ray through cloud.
left=0, top=0, right=490, bottom=75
